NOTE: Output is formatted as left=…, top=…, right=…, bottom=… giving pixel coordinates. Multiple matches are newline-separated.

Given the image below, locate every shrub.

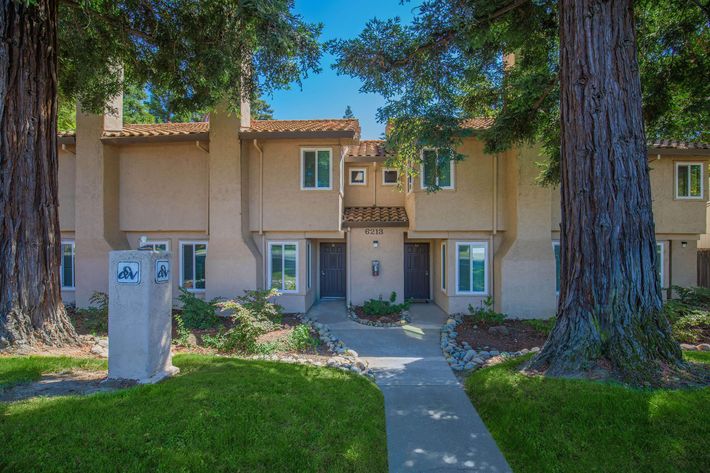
left=361, top=292, right=411, bottom=316
left=177, top=288, right=220, bottom=329
left=287, top=324, right=321, bottom=352
left=663, top=286, right=710, bottom=343
left=69, top=291, right=109, bottom=335
left=213, top=292, right=281, bottom=354
left=173, top=313, right=193, bottom=347
left=468, top=297, right=506, bottom=325
left=233, top=289, right=283, bottom=324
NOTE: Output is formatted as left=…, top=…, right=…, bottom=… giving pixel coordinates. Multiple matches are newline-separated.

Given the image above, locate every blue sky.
left=267, top=0, right=419, bottom=139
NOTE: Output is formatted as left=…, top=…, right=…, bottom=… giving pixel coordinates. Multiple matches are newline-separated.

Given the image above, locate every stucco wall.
left=247, top=139, right=344, bottom=232
left=343, top=163, right=405, bottom=207
left=348, top=227, right=406, bottom=306
left=119, top=143, right=208, bottom=231
left=58, top=150, right=76, bottom=231
left=671, top=239, right=697, bottom=287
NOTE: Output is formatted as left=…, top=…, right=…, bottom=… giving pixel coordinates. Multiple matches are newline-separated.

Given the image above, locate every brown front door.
left=320, top=243, right=346, bottom=298
left=404, top=243, right=430, bottom=300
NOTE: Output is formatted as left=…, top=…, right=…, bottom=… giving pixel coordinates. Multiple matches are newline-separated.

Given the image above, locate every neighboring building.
left=57, top=95, right=709, bottom=317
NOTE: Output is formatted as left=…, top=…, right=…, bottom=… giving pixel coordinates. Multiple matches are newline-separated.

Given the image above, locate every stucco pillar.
left=496, top=147, right=557, bottom=318
left=671, top=239, right=698, bottom=287
left=205, top=105, right=258, bottom=299
left=74, top=103, right=129, bottom=307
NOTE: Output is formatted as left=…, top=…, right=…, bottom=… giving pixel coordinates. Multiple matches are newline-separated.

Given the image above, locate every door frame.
left=319, top=241, right=347, bottom=299
left=404, top=241, right=431, bottom=301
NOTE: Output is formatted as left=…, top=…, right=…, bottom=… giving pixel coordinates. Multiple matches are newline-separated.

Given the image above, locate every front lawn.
left=0, top=355, right=106, bottom=388
left=0, top=354, right=387, bottom=473
left=465, top=354, right=709, bottom=473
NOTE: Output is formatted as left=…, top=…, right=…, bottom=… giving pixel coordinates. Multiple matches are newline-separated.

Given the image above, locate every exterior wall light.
left=681, top=241, right=688, bottom=248
left=373, top=240, right=379, bottom=248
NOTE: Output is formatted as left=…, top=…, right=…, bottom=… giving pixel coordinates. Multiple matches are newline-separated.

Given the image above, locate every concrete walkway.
left=307, top=301, right=512, bottom=473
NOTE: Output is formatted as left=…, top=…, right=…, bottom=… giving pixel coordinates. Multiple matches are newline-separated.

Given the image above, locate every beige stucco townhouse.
left=56, top=93, right=709, bottom=318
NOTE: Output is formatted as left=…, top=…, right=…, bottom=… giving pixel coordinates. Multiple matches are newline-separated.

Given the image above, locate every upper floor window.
left=180, top=241, right=207, bottom=292
left=675, top=162, right=703, bottom=199
left=456, top=242, right=488, bottom=295
left=301, top=148, right=332, bottom=190
left=349, top=167, right=367, bottom=186
left=421, top=149, right=454, bottom=189
left=383, top=168, right=399, bottom=185
left=60, top=240, right=75, bottom=290
left=269, top=242, right=298, bottom=293
left=138, top=239, right=169, bottom=252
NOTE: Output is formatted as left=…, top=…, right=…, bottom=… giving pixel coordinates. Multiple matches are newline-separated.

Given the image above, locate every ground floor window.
left=139, top=239, right=169, bottom=252
left=60, top=240, right=75, bottom=290
left=456, top=242, right=487, bottom=295
left=269, top=242, right=298, bottom=293
left=180, top=241, right=207, bottom=291
left=441, top=242, right=447, bottom=291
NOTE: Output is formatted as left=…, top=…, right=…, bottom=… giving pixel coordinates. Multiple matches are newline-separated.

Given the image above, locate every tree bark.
left=527, top=0, right=681, bottom=382
left=0, top=0, right=77, bottom=348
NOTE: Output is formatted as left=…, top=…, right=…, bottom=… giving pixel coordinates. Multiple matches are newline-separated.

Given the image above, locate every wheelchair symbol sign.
left=117, top=261, right=140, bottom=284
left=155, top=260, right=170, bottom=284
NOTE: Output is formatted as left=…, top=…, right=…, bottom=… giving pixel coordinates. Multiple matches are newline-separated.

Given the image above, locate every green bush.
left=177, top=288, right=220, bottom=329
left=523, top=317, right=557, bottom=336
left=468, top=297, right=506, bottom=324
left=663, top=286, right=710, bottom=343
left=173, top=313, right=193, bottom=347
left=69, top=291, right=109, bottom=335
left=361, top=292, right=410, bottom=316
left=287, top=324, right=321, bottom=352
left=233, top=289, right=283, bottom=324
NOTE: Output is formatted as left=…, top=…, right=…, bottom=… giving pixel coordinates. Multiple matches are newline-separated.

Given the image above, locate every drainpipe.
left=339, top=146, right=348, bottom=232
left=491, top=154, right=498, bottom=309
left=373, top=162, right=378, bottom=206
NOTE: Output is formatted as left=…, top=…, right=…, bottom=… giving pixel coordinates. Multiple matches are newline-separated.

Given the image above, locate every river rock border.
left=298, top=313, right=372, bottom=377
left=441, top=314, right=540, bottom=372
left=346, top=305, right=411, bottom=327
left=680, top=343, right=710, bottom=351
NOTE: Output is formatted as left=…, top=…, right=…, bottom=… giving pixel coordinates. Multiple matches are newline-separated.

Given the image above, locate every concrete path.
left=307, top=301, right=512, bottom=473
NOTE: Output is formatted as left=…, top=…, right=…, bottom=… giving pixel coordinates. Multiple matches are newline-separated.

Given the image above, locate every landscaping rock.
left=680, top=343, right=697, bottom=351
left=697, top=343, right=710, bottom=351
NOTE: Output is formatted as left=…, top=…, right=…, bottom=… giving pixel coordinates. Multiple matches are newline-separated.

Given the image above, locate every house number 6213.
left=365, top=228, right=383, bottom=235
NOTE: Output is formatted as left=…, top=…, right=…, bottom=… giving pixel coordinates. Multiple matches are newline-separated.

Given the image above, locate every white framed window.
left=60, top=240, right=75, bottom=290
left=675, top=162, right=703, bottom=199
left=268, top=241, right=299, bottom=293
left=421, top=148, right=454, bottom=190
left=307, top=241, right=312, bottom=289
left=552, top=241, right=560, bottom=293
left=382, top=168, right=399, bottom=185
left=441, top=242, right=447, bottom=291
left=349, top=167, right=367, bottom=186
left=180, top=241, right=207, bottom=292
left=301, top=148, right=332, bottom=190
left=656, top=241, right=664, bottom=287
left=138, top=239, right=170, bottom=252
left=407, top=173, right=413, bottom=193
left=455, top=242, right=488, bottom=295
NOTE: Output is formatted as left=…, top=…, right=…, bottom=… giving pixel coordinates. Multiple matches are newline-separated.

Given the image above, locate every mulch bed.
left=456, top=319, right=548, bottom=352
left=352, top=306, right=405, bottom=325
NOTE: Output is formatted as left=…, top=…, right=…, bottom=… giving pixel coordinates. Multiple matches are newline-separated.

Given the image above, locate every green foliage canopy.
left=58, top=0, right=322, bottom=118
left=328, top=0, right=709, bottom=186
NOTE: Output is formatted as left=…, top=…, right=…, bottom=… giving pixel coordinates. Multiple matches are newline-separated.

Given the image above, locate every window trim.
left=656, top=241, right=664, bottom=288
left=60, top=240, right=75, bottom=291
left=455, top=241, right=489, bottom=296
left=674, top=161, right=704, bottom=200
left=441, top=242, right=447, bottom=292
left=179, top=240, right=208, bottom=293
left=268, top=241, right=300, bottom=294
left=138, top=239, right=170, bottom=252
left=382, top=168, right=399, bottom=186
left=552, top=240, right=560, bottom=295
left=348, top=167, right=368, bottom=186
left=420, top=148, right=455, bottom=190
left=300, top=148, right=333, bottom=190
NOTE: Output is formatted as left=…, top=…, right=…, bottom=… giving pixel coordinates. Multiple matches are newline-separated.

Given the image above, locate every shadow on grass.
left=0, top=354, right=387, bottom=473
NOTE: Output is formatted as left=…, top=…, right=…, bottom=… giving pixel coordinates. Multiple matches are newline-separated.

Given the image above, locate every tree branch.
left=59, top=0, right=156, bottom=43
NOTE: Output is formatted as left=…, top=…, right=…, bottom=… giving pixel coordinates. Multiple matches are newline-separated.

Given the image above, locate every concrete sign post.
left=108, top=250, right=179, bottom=383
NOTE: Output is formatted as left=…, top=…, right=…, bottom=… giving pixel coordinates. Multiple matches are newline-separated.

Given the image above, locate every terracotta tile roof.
left=249, top=119, right=359, bottom=134
left=460, top=117, right=495, bottom=130
left=343, top=207, right=409, bottom=227
left=103, top=122, right=208, bottom=138
left=348, top=140, right=389, bottom=158
left=647, top=139, right=710, bottom=150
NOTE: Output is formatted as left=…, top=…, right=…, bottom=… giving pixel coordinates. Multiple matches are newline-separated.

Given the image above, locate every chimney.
left=240, top=59, right=252, bottom=130
left=103, top=90, right=123, bottom=132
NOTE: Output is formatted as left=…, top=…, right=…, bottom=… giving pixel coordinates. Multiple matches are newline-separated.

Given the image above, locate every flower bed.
left=347, top=305, right=411, bottom=327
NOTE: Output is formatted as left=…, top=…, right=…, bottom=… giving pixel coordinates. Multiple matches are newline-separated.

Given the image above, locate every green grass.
left=685, top=350, right=710, bottom=363
left=0, top=356, right=107, bottom=388
left=465, top=354, right=710, bottom=473
left=0, top=354, right=387, bottom=473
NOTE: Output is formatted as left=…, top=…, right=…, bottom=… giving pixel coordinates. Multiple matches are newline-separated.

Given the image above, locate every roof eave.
left=647, top=147, right=710, bottom=156
left=342, top=221, right=409, bottom=228
left=239, top=130, right=356, bottom=140
left=100, top=132, right=209, bottom=145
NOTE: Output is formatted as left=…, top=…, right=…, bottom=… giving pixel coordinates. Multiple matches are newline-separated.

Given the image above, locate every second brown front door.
left=404, top=242, right=430, bottom=300
left=320, top=243, right=346, bottom=298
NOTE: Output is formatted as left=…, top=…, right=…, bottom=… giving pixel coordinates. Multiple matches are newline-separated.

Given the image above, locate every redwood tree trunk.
left=527, top=0, right=681, bottom=381
left=0, top=0, right=77, bottom=348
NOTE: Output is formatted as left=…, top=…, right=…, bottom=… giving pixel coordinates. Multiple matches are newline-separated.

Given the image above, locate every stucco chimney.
left=240, top=58, right=252, bottom=130
left=103, top=90, right=123, bottom=132
left=240, top=94, right=251, bottom=130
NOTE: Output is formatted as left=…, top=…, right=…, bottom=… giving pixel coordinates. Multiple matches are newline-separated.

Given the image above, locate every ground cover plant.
left=352, top=292, right=411, bottom=324
left=663, top=286, right=710, bottom=344
left=465, top=355, right=710, bottom=473
left=0, top=354, right=387, bottom=473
